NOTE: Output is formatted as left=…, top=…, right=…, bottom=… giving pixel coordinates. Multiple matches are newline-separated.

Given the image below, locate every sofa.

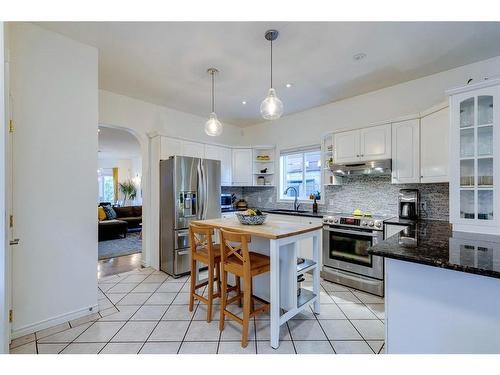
left=98, top=205, right=142, bottom=241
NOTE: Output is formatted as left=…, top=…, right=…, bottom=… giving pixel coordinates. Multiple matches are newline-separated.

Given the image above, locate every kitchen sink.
left=268, top=209, right=310, bottom=214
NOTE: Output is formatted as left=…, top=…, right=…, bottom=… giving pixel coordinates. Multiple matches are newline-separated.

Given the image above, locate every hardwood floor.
left=97, top=253, right=143, bottom=278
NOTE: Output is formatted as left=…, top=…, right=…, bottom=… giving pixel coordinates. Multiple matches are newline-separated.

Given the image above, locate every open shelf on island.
left=297, top=258, right=316, bottom=274
left=297, top=288, right=317, bottom=308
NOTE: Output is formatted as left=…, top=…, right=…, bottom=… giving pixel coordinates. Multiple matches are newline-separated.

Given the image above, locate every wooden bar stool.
left=219, top=228, right=271, bottom=348
left=188, top=223, right=222, bottom=322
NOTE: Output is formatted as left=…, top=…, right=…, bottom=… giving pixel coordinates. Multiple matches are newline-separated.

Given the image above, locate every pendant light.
left=205, top=68, right=223, bottom=136
left=260, top=29, right=283, bottom=120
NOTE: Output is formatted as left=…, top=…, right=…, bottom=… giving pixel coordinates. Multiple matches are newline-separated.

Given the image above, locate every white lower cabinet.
left=391, top=119, right=420, bottom=184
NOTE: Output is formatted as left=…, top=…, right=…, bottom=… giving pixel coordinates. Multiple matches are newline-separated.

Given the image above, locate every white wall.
left=9, top=23, right=98, bottom=338
left=243, top=55, right=500, bottom=150
left=0, top=22, right=8, bottom=354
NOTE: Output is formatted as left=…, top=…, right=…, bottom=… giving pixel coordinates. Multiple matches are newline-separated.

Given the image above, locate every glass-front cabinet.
left=449, top=79, right=500, bottom=234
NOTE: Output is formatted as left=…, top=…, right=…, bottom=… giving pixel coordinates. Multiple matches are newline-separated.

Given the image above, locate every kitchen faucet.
left=284, top=186, right=300, bottom=211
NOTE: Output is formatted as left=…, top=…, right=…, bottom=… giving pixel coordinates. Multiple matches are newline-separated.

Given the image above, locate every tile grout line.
left=97, top=270, right=181, bottom=354
left=136, top=276, right=190, bottom=354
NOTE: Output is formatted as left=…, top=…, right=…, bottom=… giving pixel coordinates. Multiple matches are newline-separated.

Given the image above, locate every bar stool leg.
left=189, top=258, right=196, bottom=312
left=215, top=262, right=221, bottom=296
left=236, top=276, right=242, bottom=307
left=241, top=276, right=251, bottom=348
left=219, top=270, right=228, bottom=331
left=207, top=261, right=214, bottom=322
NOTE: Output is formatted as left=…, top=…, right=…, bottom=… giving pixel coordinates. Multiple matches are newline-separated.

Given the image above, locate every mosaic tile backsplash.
left=222, top=176, right=449, bottom=221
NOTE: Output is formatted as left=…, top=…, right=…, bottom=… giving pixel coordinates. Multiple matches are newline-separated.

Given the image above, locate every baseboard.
left=11, top=304, right=99, bottom=339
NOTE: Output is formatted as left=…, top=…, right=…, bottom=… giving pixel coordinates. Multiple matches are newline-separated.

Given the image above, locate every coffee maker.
left=398, top=189, right=419, bottom=220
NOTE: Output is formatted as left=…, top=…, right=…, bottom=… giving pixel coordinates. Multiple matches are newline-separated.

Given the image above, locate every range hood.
left=330, top=159, right=392, bottom=176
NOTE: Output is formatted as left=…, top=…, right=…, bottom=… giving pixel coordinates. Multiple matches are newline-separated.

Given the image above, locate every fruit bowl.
left=235, top=212, right=268, bottom=225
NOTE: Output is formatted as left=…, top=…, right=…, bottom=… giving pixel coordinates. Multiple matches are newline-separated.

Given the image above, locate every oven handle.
left=323, top=226, right=380, bottom=238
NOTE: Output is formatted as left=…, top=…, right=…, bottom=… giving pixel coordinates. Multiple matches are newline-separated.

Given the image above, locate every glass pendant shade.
left=205, top=112, right=223, bottom=136
left=260, top=88, right=283, bottom=120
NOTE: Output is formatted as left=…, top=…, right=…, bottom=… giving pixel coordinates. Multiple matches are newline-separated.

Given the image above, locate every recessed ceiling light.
left=285, top=83, right=292, bottom=88
left=242, top=101, right=247, bottom=105
left=353, top=53, right=367, bottom=61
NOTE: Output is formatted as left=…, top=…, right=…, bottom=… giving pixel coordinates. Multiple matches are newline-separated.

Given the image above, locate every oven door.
left=323, top=226, right=384, bottom=279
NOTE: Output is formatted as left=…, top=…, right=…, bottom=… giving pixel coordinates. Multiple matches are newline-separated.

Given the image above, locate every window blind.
left=280, top=144, right=321, bottom=156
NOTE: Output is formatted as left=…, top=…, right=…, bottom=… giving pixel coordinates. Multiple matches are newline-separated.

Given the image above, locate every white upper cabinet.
left=448, top=79, right=500, bottom=235
left=334, top=124, right=391, bottom=163
left=420, top=106, right=449, bottom=183
left=334, top=130, right=360, bottom=163
left=205, top=144, right=232, bottom=186
left=232, top=148, right=253, bottom=186
left=160, top=137, right=183, bottom=159
left=182, top=140, right=205, bottom=158
left=391, top=119, right=420, bottom=184
left=359, top=124, right=392, bottom=160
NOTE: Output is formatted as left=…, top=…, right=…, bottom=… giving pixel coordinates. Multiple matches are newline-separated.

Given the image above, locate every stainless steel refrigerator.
left=160, top=156, right=221, bottom=277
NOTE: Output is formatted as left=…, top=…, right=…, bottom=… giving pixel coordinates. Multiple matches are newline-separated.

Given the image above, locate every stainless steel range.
left=321, top=213, right=392, bottom=296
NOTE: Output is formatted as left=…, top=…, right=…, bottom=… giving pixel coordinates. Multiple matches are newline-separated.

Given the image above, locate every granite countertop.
left=369, top=220, right=500, bottom=279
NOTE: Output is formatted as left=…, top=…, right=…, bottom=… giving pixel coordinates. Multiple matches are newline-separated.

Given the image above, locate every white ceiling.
left=40, top=22, right=500, bottom=127
left=98, top=126, right=141, bottom=159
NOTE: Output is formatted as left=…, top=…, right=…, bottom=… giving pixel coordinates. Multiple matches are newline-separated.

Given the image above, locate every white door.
left=360, top=124, right=391, bottom=160
left=391, top=119, right=420, bottom=184
left=160, top=137, right=182, bottom=159
left=232, top=148, right=252, bottom=186
left=420, top=107, right=449, bottom=183
left=182, top=140, right=205, bottom=158
left=334, top=130, right=360, bottom=163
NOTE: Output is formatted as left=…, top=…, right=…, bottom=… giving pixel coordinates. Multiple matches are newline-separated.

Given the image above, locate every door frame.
left=98, top=123, right=154, bottom=269
left=1, top=21, right=10, bottom=354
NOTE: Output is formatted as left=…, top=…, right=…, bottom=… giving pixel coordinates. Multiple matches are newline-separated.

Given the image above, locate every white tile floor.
left=10, top=267, right=385, bottom=354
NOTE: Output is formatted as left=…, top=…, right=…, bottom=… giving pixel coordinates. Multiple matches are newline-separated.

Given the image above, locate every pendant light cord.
left=211, top=71, right=215, bottom=113
left=270, top=39, right=273, bottom=88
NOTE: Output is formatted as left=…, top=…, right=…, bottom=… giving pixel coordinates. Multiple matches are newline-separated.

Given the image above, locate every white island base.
left=385, top=258, right=500, bottom=354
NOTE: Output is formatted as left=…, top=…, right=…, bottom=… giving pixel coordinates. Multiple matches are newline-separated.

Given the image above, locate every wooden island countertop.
left=192, top=217, right=322, bottom=240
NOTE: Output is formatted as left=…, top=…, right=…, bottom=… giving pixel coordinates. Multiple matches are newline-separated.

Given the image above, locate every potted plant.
left=119, top=179, right=137, bottom=206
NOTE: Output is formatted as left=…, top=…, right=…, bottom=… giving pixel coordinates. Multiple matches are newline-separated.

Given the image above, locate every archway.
left=97, top=124, right=151, bottom=276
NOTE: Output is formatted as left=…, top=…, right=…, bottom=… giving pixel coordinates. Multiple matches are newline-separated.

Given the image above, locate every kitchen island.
left=193, top=217, right=322, bottom=349
left=369, top=220, right=500, bottom=353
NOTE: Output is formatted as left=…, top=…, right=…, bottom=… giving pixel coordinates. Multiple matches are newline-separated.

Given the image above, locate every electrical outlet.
left=329, top=199, right=334, bottom=206
left=268, top=196, right=273, bottom=203
left=420, top=202, right=427, bottom=211
left=258, top=196, right=262, bottom=203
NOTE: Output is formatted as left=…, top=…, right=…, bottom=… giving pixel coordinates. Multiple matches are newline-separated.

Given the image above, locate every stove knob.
left=362, top=221, right=368, bottom=226
left=368, top=222, right=374, bottom=227
left=333, top=218, right=339, bottom=223
left=375, top=222, right=382, bottom=228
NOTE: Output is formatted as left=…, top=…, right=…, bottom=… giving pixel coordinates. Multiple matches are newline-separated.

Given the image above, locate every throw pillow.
left=103, top=205, right=117, bottom=220
left=98, top=206, right=107, bottom=221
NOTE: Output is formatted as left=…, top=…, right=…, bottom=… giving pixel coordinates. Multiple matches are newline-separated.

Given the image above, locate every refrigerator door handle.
left=197, top=159, right=205, bottom=220
left=201, top=160, right=208, bottom=219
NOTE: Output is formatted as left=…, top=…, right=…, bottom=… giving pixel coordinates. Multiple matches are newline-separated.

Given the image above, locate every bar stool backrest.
left=189, top=223, right=215, bottom=258
left=219, top=229, right=252, bottom=274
